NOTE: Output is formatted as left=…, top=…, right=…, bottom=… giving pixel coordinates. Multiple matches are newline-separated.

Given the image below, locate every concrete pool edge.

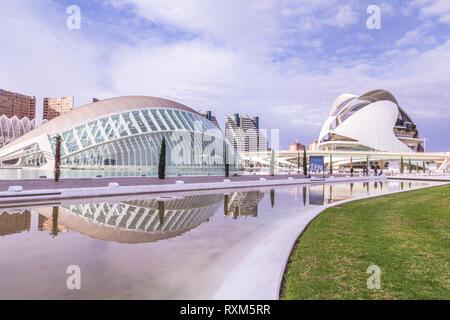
left=212, top=181, right=449, bottom=300
left=0, top=175, right=386, bottom=206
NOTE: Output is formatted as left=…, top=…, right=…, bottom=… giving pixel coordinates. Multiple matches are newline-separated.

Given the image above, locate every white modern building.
left=0, top=96, right=239, bottom=174
left=318, top=90, right=424, bottom=153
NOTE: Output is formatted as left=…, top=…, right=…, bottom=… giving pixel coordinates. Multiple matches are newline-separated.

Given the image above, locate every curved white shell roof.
left=318, top=89, right=421, bottom=153
left=2, top=96, right=201, bottom=150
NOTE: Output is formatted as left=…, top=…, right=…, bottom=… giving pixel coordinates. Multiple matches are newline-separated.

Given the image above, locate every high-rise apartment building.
left=43, top=96, right=74, bottom=121
left=200, top=110, right=221, bottom=130
left=0, top=210, right=31, bottom=237
left=0, top=89, right=36, bottom=119
left=225, top=113, right=268, bottom=153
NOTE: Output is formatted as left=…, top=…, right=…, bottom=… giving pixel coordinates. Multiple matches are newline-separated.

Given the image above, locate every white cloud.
left=409, top=0, right=450, bottom=24
left=325, top=4, right=359, bottom=28
left=396, top=27, right=437, bottom=47
left=0, top=0, right=449, bottom=150
left=0, top=0, right=111, bottom=117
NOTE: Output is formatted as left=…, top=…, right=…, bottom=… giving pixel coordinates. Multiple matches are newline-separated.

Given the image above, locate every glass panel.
left=176, top=110, right=194, bottom=130
left=62, top=129, right=79, bottom=154
left=158, top=109, right=175, bottom=130
left=141, top=110, right=158, bottom=131
left=166, top=109, right=183, bottom=130
left=112, top=115, right=127, bottom=137
left=122, top=112, right=139, bottom=135
left=185, top=112, right=201, bottom=131
left=132, top=111, right=148, bottom=133
left=150, top=110, right=167, bottom=130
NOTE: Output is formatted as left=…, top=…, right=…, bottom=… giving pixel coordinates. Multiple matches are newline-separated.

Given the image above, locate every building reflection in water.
left=38, top=213, right=68, bottom=235
left=0, top=210, right=31, bottom=237
left=33, top=194, right=223, bottom=243
left=309, top=185, right=325, bottom=205
left=224, top=191, right=265, bottom=219
left=0, top=181, right=428, bottom=242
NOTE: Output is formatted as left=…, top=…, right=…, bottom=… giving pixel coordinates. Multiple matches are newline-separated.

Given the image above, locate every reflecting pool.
left=0, top=180, right=436, bottom=299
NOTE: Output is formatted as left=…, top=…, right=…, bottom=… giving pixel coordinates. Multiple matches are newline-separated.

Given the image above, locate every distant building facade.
left=0, top=89, right=36, bottom=119
left=309, top=140, right=319, bottom=151
left=225, top=113, right=268, bottom=153
left=200, top=111, right=221, bottom=130
left=224, top=191, right=265, bottom=219
left=43, top=96, right=74, bottom=121
left=289, top=141, right=306, bottom=152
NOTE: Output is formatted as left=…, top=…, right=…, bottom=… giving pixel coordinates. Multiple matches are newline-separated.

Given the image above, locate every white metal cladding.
left=48, top=108, right=238, bottom=169
left=0, top=115, right=44, bottom=147
left=62, top=194, right=223, bottom=233
left=318, top=90, right=423, bottom=153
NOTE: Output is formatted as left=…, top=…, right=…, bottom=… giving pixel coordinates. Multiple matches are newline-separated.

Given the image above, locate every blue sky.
left=1, top=0, right=449, bottom=151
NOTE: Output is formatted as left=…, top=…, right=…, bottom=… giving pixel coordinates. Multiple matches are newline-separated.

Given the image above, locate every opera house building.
left=0, top=96, right=239, bottom=175
left=318, top=90, right=424, bottom=153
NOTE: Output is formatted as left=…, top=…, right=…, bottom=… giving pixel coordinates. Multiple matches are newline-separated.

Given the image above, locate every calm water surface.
left=0, top=180, right=435, bottom=299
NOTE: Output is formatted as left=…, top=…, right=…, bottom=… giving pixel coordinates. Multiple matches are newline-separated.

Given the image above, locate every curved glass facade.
left=48, top=108, right=239, bottom=172
left=0, top=115, right=44, bottom=147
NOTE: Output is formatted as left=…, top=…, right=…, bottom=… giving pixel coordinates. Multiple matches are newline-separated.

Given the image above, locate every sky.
left=0, top=0, right=449, bottom=151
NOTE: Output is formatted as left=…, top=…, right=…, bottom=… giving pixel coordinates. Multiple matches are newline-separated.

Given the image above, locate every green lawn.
left=281, top=183, right=450, bottom=300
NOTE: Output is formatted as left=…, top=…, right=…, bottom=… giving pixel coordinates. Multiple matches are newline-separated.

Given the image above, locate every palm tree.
left=54, top=135, right=62, bottom=182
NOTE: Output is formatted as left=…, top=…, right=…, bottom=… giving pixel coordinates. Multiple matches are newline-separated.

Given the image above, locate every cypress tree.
left=366, top=157, right=370, bottom=174
left=270, top=189, right=275, bottom=208
left=297, top=152, right=300, bottom=174
left=400, top=156, right=404, bottom=174
left=302, top=186, right=307, bottom=206
left=158, top=138, right=166, bottom=179
left=329, top=154, right=333, bottom=175
left=158, top=201, right=165, bottom=229
left=408, top=158, right=412, bottom=173
left=303, top=148, right=307, bottom=177
left=54, top=135, right=61, bottom=182
left=269, top=149, right=275, bottom=176
left=423, top=161, right=426, bottom=174
left=224, top=194, right=229, bottom=216
left=225, top=144, right=229, bottom=177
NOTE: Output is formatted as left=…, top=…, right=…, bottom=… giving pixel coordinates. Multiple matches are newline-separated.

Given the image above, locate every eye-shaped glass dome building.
left=0, top=96, right=239, bottom=175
